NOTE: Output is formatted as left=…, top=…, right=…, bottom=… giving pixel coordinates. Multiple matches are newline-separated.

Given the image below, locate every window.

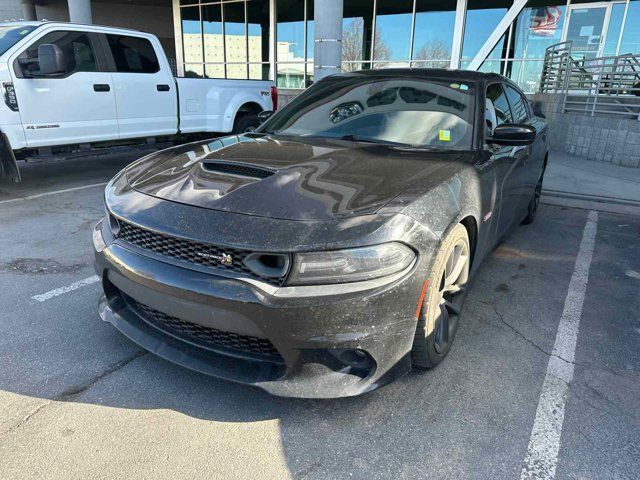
left=485, top=83, right=512, bottom=136
left=342, top=0, right=374, bottom=72
left=0, top=25, right=37, bottom=56
left=202, top=3, right=224, bottom=78
left=264, top=77, right=476, bottom=150
left=179, top=0, right=270, bottom=80
left=181, top=5, right=203, bottom=77
left=19, top=30, right=97, bottom=76
left=412, top=0, right=456, bottom=68
left=107, top=35, right=159, bottom=73
left=463, top=0, right=510, bottom=66
left=373, top=0, right=413, bottom=67
left=276, top=0, right=306, bottom=88
left=505, top=85, right=529, bottom=123
left=224, top=1, right=247, bottom=79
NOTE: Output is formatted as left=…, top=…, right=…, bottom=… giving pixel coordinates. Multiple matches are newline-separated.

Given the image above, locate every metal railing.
left=540, top=42, right=640, bottom=119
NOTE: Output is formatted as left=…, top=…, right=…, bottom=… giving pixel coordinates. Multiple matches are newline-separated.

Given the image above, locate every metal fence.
left=540, top=41, right=640, bottom=120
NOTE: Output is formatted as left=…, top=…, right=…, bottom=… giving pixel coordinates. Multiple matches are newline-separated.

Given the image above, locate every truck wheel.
left=0, top=133, right=20, bottom=183
left=232, top=113, right=260, bottom=134
left=411, top=223, right=470, bottom=369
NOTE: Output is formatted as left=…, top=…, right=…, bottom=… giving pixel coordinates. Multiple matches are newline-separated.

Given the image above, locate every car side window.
left=485, top=83, right=512, bottom=137
left=505, top=85, right=530, bottom=123
left=106, top=34, right=160, bottom=73
left=19, top=30, right=97, bottom=76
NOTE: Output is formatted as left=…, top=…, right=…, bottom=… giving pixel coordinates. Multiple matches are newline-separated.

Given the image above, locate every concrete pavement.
left=0, top=153, right=639, bottom=479
left=542, top=150, right=640, bottom=215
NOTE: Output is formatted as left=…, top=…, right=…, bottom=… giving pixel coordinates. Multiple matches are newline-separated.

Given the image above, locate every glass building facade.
left=174, top=0, right=640, bottom=92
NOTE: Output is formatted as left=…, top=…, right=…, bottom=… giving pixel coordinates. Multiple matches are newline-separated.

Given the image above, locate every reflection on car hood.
left=125, top=134, right=462, bottom=221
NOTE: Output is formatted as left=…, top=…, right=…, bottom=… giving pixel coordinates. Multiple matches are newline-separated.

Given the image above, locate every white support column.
left=269, top=0, right=276, bottom=81
left=21, top=0, right=37, bottom=21
left=172, top=0, right=184, bottom=77
left=314, top=0, right=343, bottom=81
left=68, top=0, right=92, bottom=24
left=449, top=0, right=467, bottom=69
left=467, top=0, right=528, bottom=71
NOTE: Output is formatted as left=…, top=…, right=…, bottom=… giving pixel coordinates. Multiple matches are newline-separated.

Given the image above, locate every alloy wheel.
left=434, top=240, right=470, bottom=354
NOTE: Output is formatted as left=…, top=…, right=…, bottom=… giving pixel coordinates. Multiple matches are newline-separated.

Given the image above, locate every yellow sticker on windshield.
left=439, top=130, right=451, bottom=142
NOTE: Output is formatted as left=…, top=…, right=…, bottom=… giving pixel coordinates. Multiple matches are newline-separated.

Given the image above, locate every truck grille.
left=129, top=297, right=283, bottom=361
left=115, top=218, right=285, bottom=286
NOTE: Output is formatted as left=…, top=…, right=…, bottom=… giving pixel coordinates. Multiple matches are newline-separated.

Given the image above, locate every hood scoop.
left=202, top=161, right=275, bottom=179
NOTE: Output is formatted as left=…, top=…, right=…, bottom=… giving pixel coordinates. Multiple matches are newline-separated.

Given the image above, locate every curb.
left=541, top=190, right=640, bottom=216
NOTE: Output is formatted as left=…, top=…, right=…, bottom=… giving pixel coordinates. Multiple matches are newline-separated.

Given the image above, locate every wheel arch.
left=235, top=101, right=264, bottom=118
left=459, top=215, right=478, bottom=267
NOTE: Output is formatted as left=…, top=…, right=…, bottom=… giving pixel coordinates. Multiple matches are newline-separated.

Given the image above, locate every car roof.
left=0, top=20, right=143, bottom=34
left=330, top=68, right=513, bottom=87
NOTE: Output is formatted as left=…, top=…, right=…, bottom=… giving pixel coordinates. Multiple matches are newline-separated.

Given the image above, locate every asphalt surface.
left=0, top=154, right=639, bottom=479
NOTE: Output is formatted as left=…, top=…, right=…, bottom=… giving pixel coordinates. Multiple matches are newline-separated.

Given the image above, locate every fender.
left=0, top=132, right=20, bottom=182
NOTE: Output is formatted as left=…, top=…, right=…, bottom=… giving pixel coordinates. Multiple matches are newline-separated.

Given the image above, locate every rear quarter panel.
left=176, top=78, right=272, bottom=134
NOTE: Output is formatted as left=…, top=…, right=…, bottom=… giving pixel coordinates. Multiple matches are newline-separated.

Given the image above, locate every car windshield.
left=0, top=25, right=37, bottom=56
left=261, top=76, right=475, bottom=149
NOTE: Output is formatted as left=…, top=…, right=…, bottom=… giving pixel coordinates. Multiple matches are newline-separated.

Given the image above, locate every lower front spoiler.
left=99, top=295, right=412, bottom=399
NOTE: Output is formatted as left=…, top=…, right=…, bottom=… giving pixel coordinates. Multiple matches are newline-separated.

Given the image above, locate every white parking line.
left=520, top=210, right=598, bottom=480
left=0, top=182, right=107, bottom=205
left=32, top=275, right=100, bottom=302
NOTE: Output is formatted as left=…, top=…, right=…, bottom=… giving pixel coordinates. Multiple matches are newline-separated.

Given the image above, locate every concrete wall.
left=35, top=0, right=175, bottom=60
left=531, top=93, right=640, bottom=168
left=0, top=0, right=24, bottom=21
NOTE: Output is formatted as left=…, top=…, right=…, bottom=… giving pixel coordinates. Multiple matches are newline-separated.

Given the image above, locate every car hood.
left=125, top=134, right=462, bottom=221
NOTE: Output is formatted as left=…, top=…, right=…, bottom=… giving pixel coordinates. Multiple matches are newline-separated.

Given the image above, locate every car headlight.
left=287, top=242, right=415, bottom=286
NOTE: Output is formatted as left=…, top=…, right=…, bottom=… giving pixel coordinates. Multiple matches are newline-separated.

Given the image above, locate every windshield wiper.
left=337, top=135, right=409, bottom=147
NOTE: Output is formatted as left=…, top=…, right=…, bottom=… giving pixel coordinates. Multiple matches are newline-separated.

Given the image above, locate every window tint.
left=505, top=85, right=529, bottom=123
left=485, top=83, right=512, bottom=136
left=20, top=31, right=97, bottom=76
left=0, top=25, right=37, bottom=56
left=262, top=77, right=476, bottom=150
left=106, top=34, right=160, bottom=73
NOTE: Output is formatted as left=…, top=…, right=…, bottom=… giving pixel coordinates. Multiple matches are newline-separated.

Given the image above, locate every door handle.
left=157, top=84, right=170, bottom=92
left=93, top=84, right=111, bottom=92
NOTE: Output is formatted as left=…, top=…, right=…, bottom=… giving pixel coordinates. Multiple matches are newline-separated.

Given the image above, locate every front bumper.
left=94, top=224, right=422, bottom=399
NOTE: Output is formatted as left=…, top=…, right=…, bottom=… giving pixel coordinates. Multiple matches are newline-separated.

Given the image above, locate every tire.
left=411, top=223, right=470, bottom=369
left=522, top=170, right=545, bottom=225
left=232, top=113, right=260, bottom=134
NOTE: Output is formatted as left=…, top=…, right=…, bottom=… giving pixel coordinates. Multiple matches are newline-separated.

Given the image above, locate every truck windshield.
left=0, top=25, right=37, bottom=56
left=261, top=76, right=475, bottom=149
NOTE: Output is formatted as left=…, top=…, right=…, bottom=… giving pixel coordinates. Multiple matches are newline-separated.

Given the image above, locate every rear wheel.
left=232, top=113, right=260, bottom=134
left=522, top=171, right=544, bottom=225
left=411, top=223, right=470, bottom=369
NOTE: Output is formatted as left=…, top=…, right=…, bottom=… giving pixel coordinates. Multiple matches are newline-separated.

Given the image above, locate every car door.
left=101, top=33, right=177, bottom=139
left=504, top=83, right=542, bottom=209
left=484, top=82, right=529, bottom=238
left=10, top=29, right=118, bottom=148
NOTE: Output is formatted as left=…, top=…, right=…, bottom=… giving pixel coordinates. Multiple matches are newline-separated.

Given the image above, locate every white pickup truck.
left=0, top=21, right=277, bottom=182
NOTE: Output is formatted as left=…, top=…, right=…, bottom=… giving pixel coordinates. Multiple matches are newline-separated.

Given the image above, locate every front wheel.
left=411, top=223, right=470, bottom=369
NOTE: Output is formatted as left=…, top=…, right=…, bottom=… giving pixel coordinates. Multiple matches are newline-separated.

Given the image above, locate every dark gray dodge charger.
left=93, top=69, right=548, bottom=398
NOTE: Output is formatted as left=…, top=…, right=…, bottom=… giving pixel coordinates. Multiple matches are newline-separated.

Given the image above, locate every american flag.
left=530, top=7, right=562, bottom=37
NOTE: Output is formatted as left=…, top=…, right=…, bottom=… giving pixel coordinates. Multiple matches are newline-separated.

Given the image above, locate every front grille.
left=129, top=297, right=283, bottom=361
left=115, top=219, right=285, bottom=286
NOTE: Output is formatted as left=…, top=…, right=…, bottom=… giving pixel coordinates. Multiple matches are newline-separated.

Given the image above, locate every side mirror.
left=487, top=124, right=536, bottom=146
left=258, top=110, right=274, bottom=124
left=37, top=44, right=67, bottom=75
